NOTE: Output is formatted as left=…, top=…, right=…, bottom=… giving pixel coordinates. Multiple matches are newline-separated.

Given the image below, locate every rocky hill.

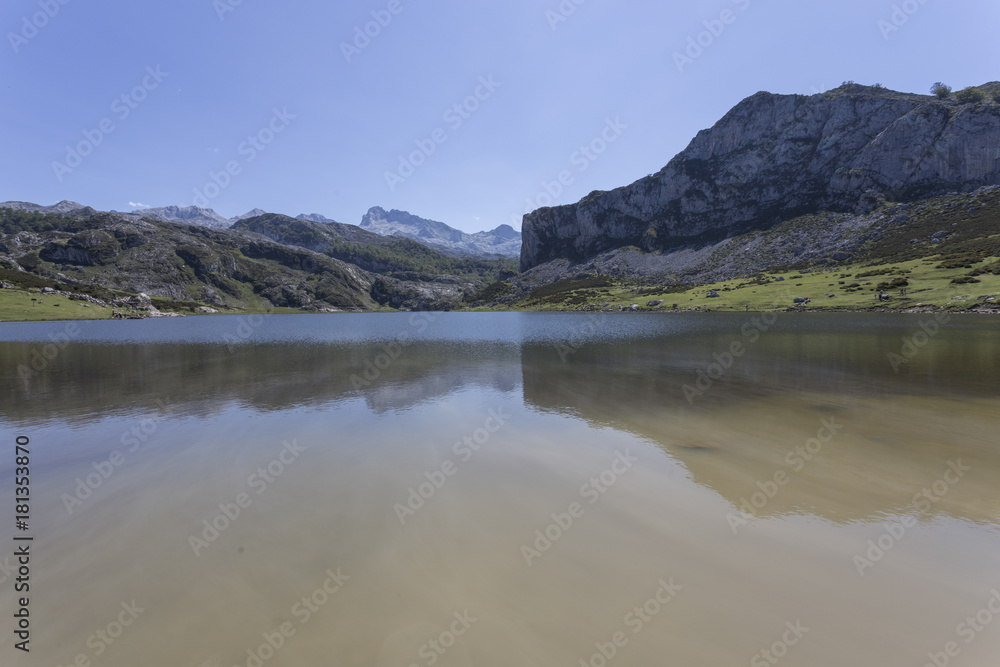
left=521, top=82, right=1000, bottom=276
left=0, top=206, right=514, bottom=312
left=361, top=206, right=522, bottom=258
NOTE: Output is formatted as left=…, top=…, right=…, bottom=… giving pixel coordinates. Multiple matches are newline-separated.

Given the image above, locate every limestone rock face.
left=521, top=84, right=1000, bottom=271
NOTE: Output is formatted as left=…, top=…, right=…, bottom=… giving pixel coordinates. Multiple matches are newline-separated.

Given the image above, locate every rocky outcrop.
left=296, top=213, right=337, bottom=223
left=521, top=83, right=1000, bottom=271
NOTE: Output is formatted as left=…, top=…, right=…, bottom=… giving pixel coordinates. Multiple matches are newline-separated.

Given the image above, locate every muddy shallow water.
left=1, top=312, right=998, bottom=666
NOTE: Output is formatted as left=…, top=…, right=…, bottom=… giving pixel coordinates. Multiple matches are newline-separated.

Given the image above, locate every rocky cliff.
left=521, top=83, right=1000, bottom=272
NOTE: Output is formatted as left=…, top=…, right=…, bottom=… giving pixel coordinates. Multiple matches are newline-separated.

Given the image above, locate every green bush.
left=466, top=281, right=514, bottom=303
left=970, top=261, right=1000, bottom=277
left=876, top=277, right=909, bottom=291
left=856, top=267, right=893, bottom=278
left=0, top=209, right=73, bottom=235
left=527, top=276, right=612, bottom=302
left=930, top=82, right=952, bottom=99
left=955, top=87, right=986, bottom=104
left=993, top=90, right=1000, bottom=103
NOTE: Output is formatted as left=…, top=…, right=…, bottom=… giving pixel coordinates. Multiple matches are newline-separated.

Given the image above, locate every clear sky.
left=2, top=0, right=998, bottom=233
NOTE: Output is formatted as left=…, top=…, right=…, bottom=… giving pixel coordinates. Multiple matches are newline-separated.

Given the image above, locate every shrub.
left=993, top=90, right=1000, bottom=103
left=951, top=276, right=981, bottom=284
left=856, top=267, right=893, bottom=278
left=955, top=87, right=986, bottom=104
left=931, top=82, right=952, bottom=99
left=970, top=261, right=1000, bottom=277
left=876, top=277, right=909, bottom=291
left=466, top=281, right=514, bottom=303
left=527, top=276, right=612, bottom=302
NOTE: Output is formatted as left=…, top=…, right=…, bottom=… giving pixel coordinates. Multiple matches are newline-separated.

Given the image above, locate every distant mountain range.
left=0, top=204, right=516, bottom=312
left=136, top=205, right=233, bottom=229
left=359, top=207, right=521, bottom=258
left=78, top=204, right=524, bottom=258
left=1, top=200, right=94, bottom=217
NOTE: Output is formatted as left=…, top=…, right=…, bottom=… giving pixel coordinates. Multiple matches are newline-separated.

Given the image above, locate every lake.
left=1, top=312, right=999, bottom=666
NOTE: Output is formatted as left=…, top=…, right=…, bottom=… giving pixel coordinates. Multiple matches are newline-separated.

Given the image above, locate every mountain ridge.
left=360, top=206, right=521, bottom=258
left=521, top=82, right=1000, bottom=274
left=0, top=205, right=514, bottom=313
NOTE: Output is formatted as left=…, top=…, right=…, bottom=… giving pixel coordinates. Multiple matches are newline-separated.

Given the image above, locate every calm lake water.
left=1, top=312, right=999, bottom=666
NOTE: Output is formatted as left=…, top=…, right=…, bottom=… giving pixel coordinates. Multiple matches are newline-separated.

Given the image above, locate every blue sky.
left=2, top=0, right=998, bottom=233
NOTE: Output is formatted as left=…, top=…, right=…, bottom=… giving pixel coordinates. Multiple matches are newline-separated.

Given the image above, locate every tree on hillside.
left=930, top=82, right=952, bottom=99
left=955, top=86, right=986, bottom=104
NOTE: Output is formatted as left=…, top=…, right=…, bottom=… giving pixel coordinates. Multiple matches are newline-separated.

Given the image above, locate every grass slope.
left=471, top=253, right=1000, bottom=313
left=0, top=288, right=112, bottom=321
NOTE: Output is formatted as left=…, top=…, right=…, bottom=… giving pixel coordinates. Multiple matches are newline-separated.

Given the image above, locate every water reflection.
left=2, top=314, right=998, bottom=528
left=2, top=314, right=1000, bottom=667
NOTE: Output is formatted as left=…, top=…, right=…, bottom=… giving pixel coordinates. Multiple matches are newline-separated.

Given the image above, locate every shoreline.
left=3, top=305, right=1000, bottom=325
